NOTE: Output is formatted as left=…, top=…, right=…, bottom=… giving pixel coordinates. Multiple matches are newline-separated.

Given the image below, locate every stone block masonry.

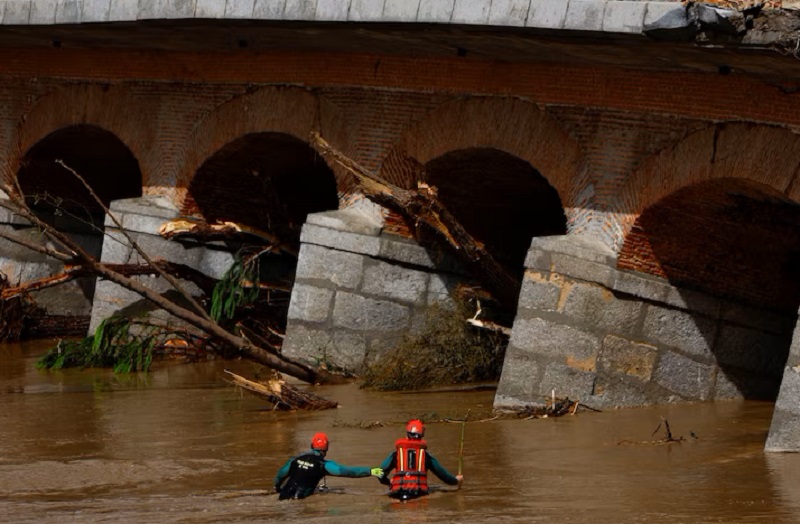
left=282, top=208, right=467, bottom=374
left=495, top=236, right=798, bottom=411
left=87, top=196, right=234, bottom=333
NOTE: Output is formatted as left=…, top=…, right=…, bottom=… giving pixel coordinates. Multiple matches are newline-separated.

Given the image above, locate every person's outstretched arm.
left=426, top=452, right=460, bottom=485
left=274, top=457, right=294, bottom=491
left=380, top=451, right=397, bottom=474
left=323, top=460, right=373, bottom=478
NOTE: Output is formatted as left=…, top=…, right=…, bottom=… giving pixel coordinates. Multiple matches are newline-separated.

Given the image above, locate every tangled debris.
left=361, top=301, right=508, bottom=391
left=618, top=417, right=693, bottom=446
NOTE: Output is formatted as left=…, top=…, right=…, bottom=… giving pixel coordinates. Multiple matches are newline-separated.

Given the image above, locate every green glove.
left=370, top=468, right=384, bottom=477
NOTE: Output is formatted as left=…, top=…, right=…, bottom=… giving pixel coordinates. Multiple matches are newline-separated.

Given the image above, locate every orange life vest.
left=390, top=438, right=429, bottom=496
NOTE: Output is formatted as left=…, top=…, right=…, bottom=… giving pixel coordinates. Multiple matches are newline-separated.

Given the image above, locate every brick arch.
left=180, top=86, right=349, bottom=200
left=613, top=122, right=800, bottom=253
left=9, top=84, right=152, bottom=187
left=379, top=97, right=588, bottom=218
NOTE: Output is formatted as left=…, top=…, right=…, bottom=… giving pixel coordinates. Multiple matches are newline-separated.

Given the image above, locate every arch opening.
left=185, top=132, right=339, bottom=245
left=185, top=132, right=339, bottom=338
left=618, top=178, right=800, bottom=400
left=18, top=124, right=143, bottom=234
left=14, top=125, right=143, bottom=336
left=425, top=148, right=567, bottom=272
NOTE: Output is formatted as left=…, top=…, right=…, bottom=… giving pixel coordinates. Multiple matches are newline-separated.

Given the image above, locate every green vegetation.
left=210, top=251, right=261, bottom=322
left=361, top=302, right=507, bottom=391
left=36, top=318, right=156, bottom=373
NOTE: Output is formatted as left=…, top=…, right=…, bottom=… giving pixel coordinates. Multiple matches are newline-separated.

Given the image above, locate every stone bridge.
left=1, top=0, right=800, bottom=451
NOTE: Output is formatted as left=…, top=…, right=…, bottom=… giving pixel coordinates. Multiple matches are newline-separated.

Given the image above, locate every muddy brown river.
left=3, top=340, right=800, bottom=523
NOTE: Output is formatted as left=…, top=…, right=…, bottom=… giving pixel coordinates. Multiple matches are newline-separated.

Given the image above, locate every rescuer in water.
left=378, top=419, right=463, bottom=500
left=274, top=432, right=384, bottom=500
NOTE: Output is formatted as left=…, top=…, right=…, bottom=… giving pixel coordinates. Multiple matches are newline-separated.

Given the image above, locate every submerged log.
left=224, top=369, right=338, bottom=411
left=311, top=133, right=522, bottom=310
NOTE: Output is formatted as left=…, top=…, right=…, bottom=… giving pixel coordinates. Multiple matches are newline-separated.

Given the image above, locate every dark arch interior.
left=186, top=132, right=339, bottom=245
left=618, top=178, right=800, bottom=400
left=619, top=178, right=800, bottom=313
left=18, top=125, right=143, bottom=232
left=426, top=148, right=567, bottom=272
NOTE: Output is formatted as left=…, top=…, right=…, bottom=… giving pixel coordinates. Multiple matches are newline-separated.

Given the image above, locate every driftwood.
left=224, top=369, right=338, bottom=410
left=466, top=300, right=512, bottom=335
left=1, top=261, right=219, bottom=299
left=311, top=133, right=522, bottom=310
left=0, top=272, right=39, bottom=340
left=159, top=218, right=298, bottom=257
left=618, top=417, right=686, bottom=446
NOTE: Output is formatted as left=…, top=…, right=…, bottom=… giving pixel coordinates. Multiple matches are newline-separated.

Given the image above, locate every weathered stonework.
left=88, top=196, right=234, bottom=332
left=766, top=325, right=800, bottom=452
left=282, top=208, right=469, bottom=374
left=495, top=235, right=798, bottom=412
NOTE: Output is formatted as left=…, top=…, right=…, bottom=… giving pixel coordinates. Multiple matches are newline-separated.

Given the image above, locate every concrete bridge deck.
left=1, top=0, right=676, bottom=32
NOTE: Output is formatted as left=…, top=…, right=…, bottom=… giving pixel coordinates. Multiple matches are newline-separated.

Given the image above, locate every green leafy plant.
left=210, top=251, right=261, bottom=322
left=37, top=317, right=156, bottom=373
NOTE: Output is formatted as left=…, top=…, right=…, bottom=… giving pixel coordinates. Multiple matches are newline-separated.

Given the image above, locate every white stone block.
left=253, top=0, right=285, bottom=17
left=225, top=0, right=255, bottom=17
left=382, top=0, right=417, bottom=21
left=56, top=0, right=82, bottom=21
left=83, top=0, right=113, bottom=21
left=108, top=0, right=137, bottom=20
left=169, top=0, right=197, bottom=18
left=451, top=0, right=488, bottom=24
left=283, top=0, right=315, bottom=19
left=603, top=1, right=645, bottom=33
left=348, top=0, right=383, bottom=21
left=30, top=0, right=57, bottom=23
left=316, top=0, right=348, bottom=20
left=565, top=0, right=605, bottom=31
left=488, top=0, right=529, bottom=27
left=138, top=0, right=197, bottom=20
left=195, top=0, right=226, bottom=16
left=3, top=0, right=32, bottom=23
left=417, top=0, right=452, bottom=23
left=526, top=0, right=566, bottom=29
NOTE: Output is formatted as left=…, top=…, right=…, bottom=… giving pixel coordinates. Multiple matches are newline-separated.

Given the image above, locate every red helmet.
left=311, top=432, right=329, bottom=451
left=406, top=419, right=425, bottom=438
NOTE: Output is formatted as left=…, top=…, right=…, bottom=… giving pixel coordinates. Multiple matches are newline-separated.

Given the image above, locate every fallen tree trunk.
left=0, top=174, right=345, bottom=385
left=311, top=133, right=522, bottom=310
left=224, top=369, right=338, bottom=410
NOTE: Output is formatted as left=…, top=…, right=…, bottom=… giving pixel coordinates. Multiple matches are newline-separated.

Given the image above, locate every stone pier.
left=765, top=326, right=800, bottom=451
left=88, top=197, right=234, bottom=333
left=495, top=236, right=797, bottom=410
left=282, top=206, right=466, bottom=374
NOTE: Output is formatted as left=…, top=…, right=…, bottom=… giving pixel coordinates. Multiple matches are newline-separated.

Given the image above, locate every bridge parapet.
left=2, top=0, right=680, bottom=35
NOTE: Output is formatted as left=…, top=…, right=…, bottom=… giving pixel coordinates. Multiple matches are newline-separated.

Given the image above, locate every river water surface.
left=3, top=340, right=800, bottom=523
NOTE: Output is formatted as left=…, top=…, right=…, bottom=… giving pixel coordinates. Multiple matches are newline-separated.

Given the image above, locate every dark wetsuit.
left=274, top=450, right=371, bottom=500
left=380, top=444, right=459, bottom=500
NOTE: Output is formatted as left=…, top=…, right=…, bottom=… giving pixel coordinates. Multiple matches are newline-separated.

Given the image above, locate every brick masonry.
left=1, top=38, right=799, bottom=448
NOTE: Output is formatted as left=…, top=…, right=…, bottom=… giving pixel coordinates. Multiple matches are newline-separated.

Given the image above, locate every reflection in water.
left=1, top=340, right=799, bottom=523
